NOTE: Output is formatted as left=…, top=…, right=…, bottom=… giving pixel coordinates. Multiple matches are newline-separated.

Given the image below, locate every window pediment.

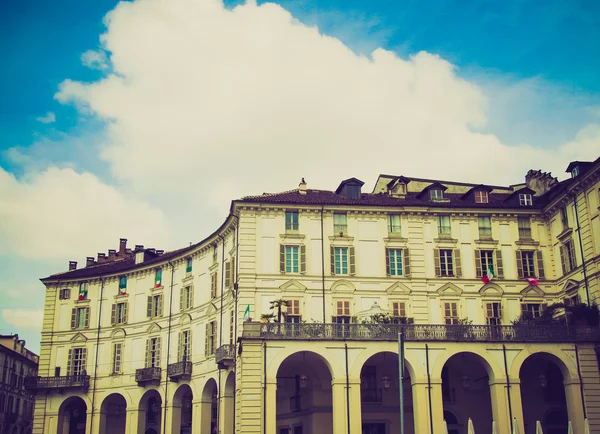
left=520, top=285, right=545, bottom=297
left=479, top=283, right=503, bottom=297
left=147, top=322, right=161, bottom=334
left=70, top=332, right=88, bottom=343
left=561, top=279, right=579, bottom=294
left=437, top=282, right=463, bottom=296
left=385, top=281, right=411, bottom=295
left=280, top=279, right=307, bottom=292
left=180, top=313, right=192, bottom=326
left=111, top=328, right=126, bottom=339
left=331, top=280, right=356, bottom=294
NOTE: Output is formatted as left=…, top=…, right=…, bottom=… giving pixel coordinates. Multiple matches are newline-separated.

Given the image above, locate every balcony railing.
left=135, top=367, right=161, bottom=384
left=215, top=344, right=235, bottom=367
left=242, top=322, right=600, bottom=343
left=24, top=375, right=90, bottom=392
left=167, top=361, right=192, bottom=382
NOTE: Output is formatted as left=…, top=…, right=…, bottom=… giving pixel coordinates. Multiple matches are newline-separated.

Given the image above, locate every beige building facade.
left=29, top=158, right=600, bottom=434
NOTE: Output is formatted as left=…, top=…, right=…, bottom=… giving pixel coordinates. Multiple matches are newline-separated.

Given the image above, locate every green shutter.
left=280, top=245, right=285, bottom=273
left=475, top=250, right=482, bottom=278
left=71, top=308, right=77, bottom=329
left=158, top=295, right=163, bottom=317
left=495, top=250, right=504, bottom=278
left=403, top=249, right=411, bottom=277
left=434, top=249, right=441, bottom=277
left=330, top=246, right=335, bottom=275
left=516, top=251, right=524, bottom=278
left=189, top=287, right=194, bottom=309
left=536, top=251, right=545, bottom=279
left=180, top=288, right=184, bottom=312
left=155, top=337, right=161, bottom=368
left=349, top=247, right=356, bottom=275
left=385, top=248, right=390, bottom=276
left=454, top=249, right=462, bottom=277
left=147, top=296, right=153, bottom=318
left=300, top=245, right=306, bottom=273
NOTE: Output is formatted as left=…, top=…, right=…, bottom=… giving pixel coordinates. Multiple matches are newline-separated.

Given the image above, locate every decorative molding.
left=436, top=282, right=463, bottom=296
left=515, top=239, right=539, bottom=247
left=330, top=280, right=356, bottom=294
left=147, top=322, right=161, bottom=334
left=385, top=281, right=412, bottom=295
left=474, top=238, right=499, bottom=246
left=70, top=332, right=88, bottom=343
left=520, top=285, right=545, bottom=297
left=479, top=283, right=504, bottom=297
left=279, top=233, right=306, bottom=242
left=280, top=279, right=307, bottom=293
left=560, top=279, right=579, bottom=294
left=180, top=313, right=192, bottom=326
left=111, top=328, right=126, bottom=339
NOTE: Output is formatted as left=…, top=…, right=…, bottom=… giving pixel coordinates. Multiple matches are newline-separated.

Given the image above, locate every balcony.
left=215, top=344, right=235, bottom=369
left=24, top=375, right=90, bottom=392
left=167, top=361, right=192, bottom=382
left=135, top=367, right=161, bottom=385
left=242, top=322, right=600, bottom=343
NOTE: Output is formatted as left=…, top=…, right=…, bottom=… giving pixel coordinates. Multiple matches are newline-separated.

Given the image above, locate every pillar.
left=166, top=403, right=182, bottom=434
left=190, top=400, right=202, bottom=434
left=199, top=395, right=213, bottom=434
left=507, top=378, right=525, bottom=434
left=220, top=386, right=234, bottom=434
left=126, top=406, right=141, bottom=434
left=331, top=380, right=347, bottom=434
left=90, top=410, right=106, bottom=434
left=411, top=380, right=433, bottom=434
left=564, top=379, right=585, bottom=433
left=429, top=379, right=445, bottom=434
left=488, top=380, right=511, bottom=434
left=265, top=379, right=277, bottom=434
left=347, top=379, right=362, bottom=433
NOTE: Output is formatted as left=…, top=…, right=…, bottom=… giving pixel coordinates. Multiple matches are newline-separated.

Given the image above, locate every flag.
left=526, top=277, right=539, bottom=286
left=244, top=304, right=251, bottom=321
left=482, top=265, right=495, bottom=284
left=155, top=268, right=162, bottom=288
left=78, top=284, right=88, bottom=301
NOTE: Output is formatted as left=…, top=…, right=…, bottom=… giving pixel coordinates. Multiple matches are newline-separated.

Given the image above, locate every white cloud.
left=81, top=49, right=109, bottom=70
left=36, top=112, right=56, bottom=124
left=2, top=309, right=43, bottom=332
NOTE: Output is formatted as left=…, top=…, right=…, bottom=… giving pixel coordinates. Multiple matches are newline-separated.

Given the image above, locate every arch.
left=478, top=283, right=503, bottom=296
left=200, top=378, right=219, bottom=434
left=99, top=393, right=127, bottom=434
left=172, top=384, right=193, bottom=406
left=443, top=410, right=458, bottom=424
left=98, top=389, right=133, bottom=408
left=330, top=279, right=356, bottom=293
left=111, top=328, right=126, bottom=339
left=138, top=389, right=162, bottom=434
left=171, top=384, right=193, bottom=434
left=57, top=396, right=88, bottom=434
left=349, top=347, right=423, bottom=380
left=510, top=348, right=577, bottom=382
left=267, top=348, right=338, bottom=382
left=180, top=313, right=192, bottom=326
left=431, top=348, right=501, bottom=382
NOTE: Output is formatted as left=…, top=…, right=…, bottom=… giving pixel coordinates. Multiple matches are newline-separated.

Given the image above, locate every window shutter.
left=475, top=250, right=482, bottom=278
left=81, top=348, right=87, bottom=372
left=300, top=245, right=306, bottom=273
left=147, top=296, right=153, bottom=318
left=145, top=339, right=150, bottom=367
left=560, top=245, right=567, bottom=274
left=189, top=286, right=194, bottom=309
left=180, top=288, right=184, bottom=312
left=225, top=261, right=231, bottom=287
left=280, top=245, right=285, bottom=273
left=67, top=349, right=73, bottom=375
left=230, top=256, right=236, bottom=284
left=204, top=324, right=209, bottom=356
left=385, top=248, right=390, bottom=276
left=188, top=331, right=192, bottom=360
left=71, top=308, right=77, bottom=329
left=486, top=303, right=493, bottom=318
left=536, top=251, right=545, bottom=279
left=453, top=249, right=462, bottom=277
left=123, top=303, right=128, bottom=324
left=158, top=295, right=163, bottom=317
left=516, top=251, right=524, bottom=278
left=498, top=303, right=503, bottom=319
left=434, top=249, right=441, bottom=277
left=330, top=246, right=335, bottom=275
left=403, top=249, right=411, bottom=277
left=495, top=250, right=504, bottom=278
left=177, top=332, right=182, bottom=362
left=155, top=337, right=161, bottom=368
left=520, top=303, right=527, bottom=315
left=84, top=307, right=90, bottom=328
left=111, top=304, right=117, bottom=325
left=349, top=247, right=356, bottom=275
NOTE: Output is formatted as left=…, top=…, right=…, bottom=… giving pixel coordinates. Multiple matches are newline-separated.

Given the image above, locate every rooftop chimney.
left=108, top=249, right=117, bottom=260
left=147, top=248, right=156, bottom=255
left=525, top=169, right=558, bottom=196
left=134, top=245, right=144, bottom=251
left=97, top=253, right=106, bottom=263
left=68, top=261, right=77, bottom=271
left=298, top=178, right=307, bottom=195
left=119, top=238, right=127, bottom=254
left=86, top=257, right=95, bottom=267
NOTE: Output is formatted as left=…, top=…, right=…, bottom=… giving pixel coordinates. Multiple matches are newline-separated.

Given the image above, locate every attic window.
left=345, top=185, right=361, bottom=200
left=519, top=194, right=533, bottom=206
left=474, top=191, right=488, bottom=204
left=430, top=189, right=444, bottom=201
left=571, top=166, right=580, bottom=178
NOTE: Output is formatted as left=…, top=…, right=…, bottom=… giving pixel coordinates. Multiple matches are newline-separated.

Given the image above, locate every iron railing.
left=242, top=322, right=600, bottom=343
left=24, top=375, right=90, bottom=391
left=215, top=344, right=235, bottom=364
left=135, top=367, right=161, bottom=383
left=167, top=361, right=192, bottom=379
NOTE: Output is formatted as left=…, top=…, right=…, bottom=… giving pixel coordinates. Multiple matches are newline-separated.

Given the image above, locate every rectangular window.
left=147, top=294, right=163, bottom=318
left=119, top=276, right=127, bottom=293
left=443, top=302, right=459, bottom=325
left=181, top=286, right=193, bottom=311
left=478, top=216, right=492, bottom=238
left=285, top=246, right=299, bottom=273
left=69, top=347, right=87, bottom=376
left=78, top=282, right=88, bottom=300
left=522, top=303, right=542, bottom=318
left=71, top=307, right=90, bottom=329
left=519, top=194, right=533, bottom=206
left=518, top=217, right=531, bottom=238
left=480, top=250, right=494, bottom=276
left=334, top=213, right=347, bottom=234
left=439, top=249, right=454, bottom=276
left=566, top=240, right=576, bottom=271
left=179, top=330, right=191, bottom=362
left=333, top=300, right=351, bottom=323
left=430, top=189, right=444, bottom=201
left=475, top=191, right=489, bottom=204
left=111, top=302, right=128, bottom=325
left=213, top=246, right=218, bottom=264
left=210, top=272, right=218, bottom=298
left=285, top=300, right=301, bottom=323
left=59, top=288, right=71, bottom=300
left=438, top=216, right=451, bottom=236
left=486, top=302, right=502, bottom=325
left=112, top=342, right=123, bottom=374
left=387, top=249, right=403, bottom=276
left=186, top=258, right=193, bottom=273
left=286, top=211, right=299, bottom=231
left=388, top=214, right=401, bottom=233
left=334, top=247, right=348, bottom=275
left=146, top=337, right=161, bottom=368
left=205, top=321, right=217, bottom=356
left=392, top=302, right=406, bottom=318
left=155, top=268, right=162, bottom=288
left=560, top=207, right=569, bottom=229
left=522, top=251, right=535, bottom=277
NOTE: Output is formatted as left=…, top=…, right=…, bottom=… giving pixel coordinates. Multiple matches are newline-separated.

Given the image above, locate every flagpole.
left=399, top=331, right=405, bottom=434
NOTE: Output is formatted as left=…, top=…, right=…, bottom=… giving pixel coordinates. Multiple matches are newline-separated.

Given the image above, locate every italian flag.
left=155, top=269, right=162, bottom=288
left=78, top=286, right=87, bottom=300
left=482, top=265, right=495, bottom=284
left=243, top=304, right=251, bottom=321
left=525, top=277, right=539, bottom=286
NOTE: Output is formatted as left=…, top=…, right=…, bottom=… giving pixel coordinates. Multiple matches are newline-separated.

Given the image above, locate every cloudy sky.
left=1, top=0, right=599, bottom=352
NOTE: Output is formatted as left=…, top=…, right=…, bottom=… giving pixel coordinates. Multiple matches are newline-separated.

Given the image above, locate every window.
left=334, top=213, right=347, bottom=234
left=522, top=303, right=543, bottom=318
left=119, top=276, right=127, bottom=294
left=333, top=301, right=351, bottom=323
left=479, top=250, right=495, bottom=276
left=286, top=211, right=299, bottom=231
left=386, top=248, right=404, bottom=276
left=474, top=191, right=489, bottom=204
left=560, top=206, right=569, bottom=229
left=486, top=302, right=502, bottom=325
left=519, top=194, right=533, bottom=206
left=516, top=250, right=544, bottom=279
left=210, top=272, right=218, bottom=298
left=518, top=217, right=531, bottom=238
left=438, top=216, right=451, bottom=237
left=430, top=189, right=444, bottom=201
left=388, top=214, right=401, bottom=233
left=286, top=246, right=299, bottom=273
left=331, top=247, right=355, bottom=276
left=285, top=300, right=301, bottom=323
left=59, top=288, right=71, bottom=300
left=180, top=285, right=193, bottom=311
left=435, top=249, right=460, bottom=277
left=478, top=216, right=492, bottom=238
left=78, top=282, right=88, bottom=300
left=521, top=251, right=535, bottom=277
left=571, top=166, right=580, bottom=177
left=155, top=268, right=163, bottom=288
left=205, top=321, right=217, bottom=356
left=392, top=302, right=406, bottom=318
left=560, top=240, right=577, bottom=274
left=186, top=258, right=193, bottom=273
left=563, top=293, right=580, bottom=306
left=145, top=337, right=161, bottom=368
left=212, top=245, right=218, bottom=264
left=68, top=347, right=87, bottom=376
left=178, top=330, right=191, bottom=362
left=111, top=302, right=128, bottom=325
left=225, top=257, right=236, bottom=287
left=112, top=342, right=123, bottom=374
left=443, top=302, right=459, bottom=325
left=71, top=307, right=90, bottom=329
left=147, top=294, right=163, bottom=318
left=280, top=245, right=305, bottom=274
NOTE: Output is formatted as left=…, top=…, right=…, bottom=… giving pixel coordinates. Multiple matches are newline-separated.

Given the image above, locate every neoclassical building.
left=28, top=158, right=600, bottom=434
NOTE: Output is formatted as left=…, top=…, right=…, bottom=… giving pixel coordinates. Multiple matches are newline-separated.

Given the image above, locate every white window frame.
left=430, top=189, right=444, bottom=201
left=478, top=216, right=492, bottom=238
left=388, top=249, right=403, bottom=276
left=388, top=214, right=401, bottom=234
left=519, top=194, right=533, bottom=206
left=438, top=216, right=451, bottom=236
left=475, top=191, right=489, bottom=204
left=285, top=246, right=299, bottom=273
left=439, top=249, right=454, bottom=276
left=333, top=247, right=349, bottom=275
left=112, top=342, right=123, bottom=374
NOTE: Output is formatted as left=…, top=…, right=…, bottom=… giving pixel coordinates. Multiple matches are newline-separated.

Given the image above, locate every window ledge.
left=75, top=299, right=90, bottom=304
left=383, top=237, right=408, bottom=244
left=114, top=293, right=129, bottom=300
left=475, top=238, right=498, bottom=245
left=556, top=227, right=573, bottom=241
left=387, top=232, right=404, bottom=238
left=181, top=274, right=194, bottom=284
left=434, top=237, right=458, bottom=244
left=328, top=235, right=354, bottom=243
left=151, top=285, right=164, bottom=292
left=209, top=262, right=219, bottom=271
left=515, top=239, right=539, bottom=246
left=430, top=199, right=451, bottom=203
left=280, top=233, right=305, bottom=241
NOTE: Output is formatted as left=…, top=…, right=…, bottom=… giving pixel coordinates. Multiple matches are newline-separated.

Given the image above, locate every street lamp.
left=381, top=375, right=391, bottom=391
left=299, top=374, right=308, bottom=389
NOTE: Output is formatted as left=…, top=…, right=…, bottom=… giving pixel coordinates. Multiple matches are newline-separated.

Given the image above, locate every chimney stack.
left=119, top=238, right=127, bottom=254
left=298, top=178, right=307, bottom=195
left=97, top=253, right=106, bottom=263
left=86, top=257, right=95, bottom=267
left=525, top=169, right=558, bottom=196
left=108, top=249, right=116, bottom=260
left=68, top=261, right=77, bottom=271
left=134, top=245, right=144, bottom=252
left=147, top=248, right=156, bottom=255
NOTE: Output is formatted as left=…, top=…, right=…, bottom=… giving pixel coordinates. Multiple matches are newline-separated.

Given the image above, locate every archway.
left=99, top=393, right=127, bottom=434
left=172, top=384, right=193, bottom=434
left=200, top=379, right=218, bottom=434
left=360, top=351, right=413, bottom=434
left=520, top=353, right=569, bottom=434
left=139, top=389, right=162, bottom=434
left=276, top=351, right=333, bottom=434
left=222, top=372, right=235, bottom=434
left=444, top=410, right=460, bottom=434
left=441, top=352, right=493, bottom=434
left=57, top=396, right=87, bottom=434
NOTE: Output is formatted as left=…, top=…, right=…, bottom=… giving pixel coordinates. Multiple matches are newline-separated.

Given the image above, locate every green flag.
left=244, top=304, right=251, bottom=321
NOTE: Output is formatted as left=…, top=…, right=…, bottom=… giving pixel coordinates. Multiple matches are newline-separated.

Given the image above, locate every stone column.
left=488, top=380, right=511, bottom=434
left=199, top=395, right=213, bottom=434
left=507, top=378, right=525, bottom=434
left=220, top=385, right=235, bottom=434
left=429, top=379, right=445, bottom=434
left=90, top=410, right=106, bottom=434
left=347, top=379, right=362, bottom=433
left=190, top=400, right=202, bottom=434
left=411, top=380, right=433, bottom=434
left=331, top=380, right=350, bottom=433
left=264, top=379, right=277, bottom=434
left=564, top=379, right=585, bottom=433
left=167, top=403, right=182, bottom=434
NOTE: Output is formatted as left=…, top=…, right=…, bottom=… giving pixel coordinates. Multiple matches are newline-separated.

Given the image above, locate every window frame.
left=388, top=248, right=403, bottom=276
left=518, top=217, right=532, bottom=239
left=474, top=191, right=489, bottom=204
left=285, top=211, right=299, bottom=232
left=439, top=249, right=454, bottom=277
left=285, top=300, right=301, bottom=323
left=478, top=216, right=492, bottom=238
left=59, top=288, right=71, bottom=300
left=112, top=342, right=123, bottom=374
left=438, top=216, right=451, bottom=237
left=186, top=257, right=193, bottom=273
left=430, top=189, right=444, bottom=201
left=285, top=246, right=300, bottom=274
left=443, top=301, right=459, bottom=325
left=388, top=214, right=401, bottom=234
left=333, top=213, right=348, bottom=234
left=521, top=251, right=536, bottom=278
left=485, top=302, right=502, bottom=325
left=333, top=247, right=349, bottom=275
left=519, top=194, right=533, bottom=206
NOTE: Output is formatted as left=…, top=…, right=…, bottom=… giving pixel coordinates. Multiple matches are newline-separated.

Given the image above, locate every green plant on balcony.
left=260, top=313, right=275, bottom=323
left=455, top=318, right=476, bottom=340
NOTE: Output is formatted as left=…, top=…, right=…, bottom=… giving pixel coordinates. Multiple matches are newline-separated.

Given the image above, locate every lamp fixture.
left=538, top=374, right=547, bottom=388
left=299, top=374, right=308, bottom=389
left=381, top=375, right=391, bottom=390
left=461, top=375, right=471, bottom=391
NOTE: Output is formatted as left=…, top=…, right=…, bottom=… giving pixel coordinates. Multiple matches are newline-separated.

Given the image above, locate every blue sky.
left=0, top=0, right=599, bottom=352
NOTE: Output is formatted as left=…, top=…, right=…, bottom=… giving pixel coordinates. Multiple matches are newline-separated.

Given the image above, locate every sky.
left=0, top=0, right=599, bottom=353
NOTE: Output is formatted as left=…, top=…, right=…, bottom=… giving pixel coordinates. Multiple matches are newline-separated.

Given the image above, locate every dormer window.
left=474, top=191, right=489, bottom=204
left=571, top=166, right=580, bottom=178
left=430, top=189, right=444, bottom=201
left=519, top=194, right=532, bottom=206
